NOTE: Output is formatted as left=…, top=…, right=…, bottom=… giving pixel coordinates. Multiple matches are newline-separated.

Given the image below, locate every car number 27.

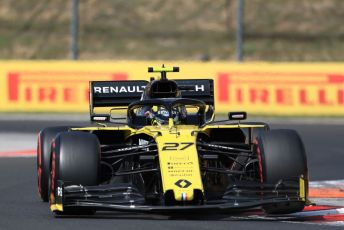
left=162, top=142, right=194, bottom=151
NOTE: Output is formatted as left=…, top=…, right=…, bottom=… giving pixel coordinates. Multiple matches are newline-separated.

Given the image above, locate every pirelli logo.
left=217, top=72, right=344, bottom=107
left=7, top=72, right=128, bottom=104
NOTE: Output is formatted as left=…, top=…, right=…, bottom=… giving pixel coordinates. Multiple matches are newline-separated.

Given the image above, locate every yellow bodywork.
left=50, top=122, right=267, bottom=210
left=71, top=123, right=266, bottom=202
left=299, top=176, right=306, bottom=202
left=155, top=125, right=203, bottom=201
left=50, top=204, right=63, bottom=212
left=49, top=121, right=310, bottom=213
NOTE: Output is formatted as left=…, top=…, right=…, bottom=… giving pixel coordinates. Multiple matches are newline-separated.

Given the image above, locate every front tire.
left=37, top=126, right=71, bottom=202
left=50, top=131, right=100, bottom=215
left=255, top=129, right=308, bottom=214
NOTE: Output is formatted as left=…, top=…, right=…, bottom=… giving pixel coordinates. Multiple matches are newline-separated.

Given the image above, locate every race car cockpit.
left=127, top=98, right=206, bottom=128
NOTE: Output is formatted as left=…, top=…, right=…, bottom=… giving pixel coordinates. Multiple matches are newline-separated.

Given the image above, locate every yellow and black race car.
left=37, top=66, right=308, bottom=215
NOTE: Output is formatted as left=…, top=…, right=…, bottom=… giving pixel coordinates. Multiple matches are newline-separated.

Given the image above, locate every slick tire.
left=50, top=131, right=100, bottom=215
left=37, top=126, right=71, bottom=202
left=255, top=129, right=308, bottom=214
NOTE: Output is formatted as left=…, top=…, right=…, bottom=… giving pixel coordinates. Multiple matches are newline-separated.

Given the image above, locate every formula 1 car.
left=37, top=66, right=308, bottom=215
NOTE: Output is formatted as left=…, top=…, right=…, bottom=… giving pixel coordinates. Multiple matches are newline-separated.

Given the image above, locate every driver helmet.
left=145, top=105, right=187, bottom=125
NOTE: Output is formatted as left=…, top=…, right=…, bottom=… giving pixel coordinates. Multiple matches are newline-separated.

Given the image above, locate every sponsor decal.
left=93, top=85, right=145, bottom=94
left=194, top=85, right=205, bottom=92
left=175, top=179, right=192, bottom=188
left=57, top=187, right=63, bottom=197
left=114, top=145, right=149, bottom=152
left=217, top=72, right=344, bottom=107
left=5, top=71, right=128, bottom=111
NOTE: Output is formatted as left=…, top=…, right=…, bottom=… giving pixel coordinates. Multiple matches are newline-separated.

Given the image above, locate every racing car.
left=37, top=66, right=309, bottom=215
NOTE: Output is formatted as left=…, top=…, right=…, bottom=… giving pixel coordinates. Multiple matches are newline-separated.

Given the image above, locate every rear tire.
left=255, top=129, right=308, bottom=214
left=50, top=131, right=100, bottom=215
left=37, top=126, right=71, bottom=202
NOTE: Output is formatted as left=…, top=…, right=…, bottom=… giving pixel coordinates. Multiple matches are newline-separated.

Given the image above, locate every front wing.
left=51, top=177, right=307, bottom=213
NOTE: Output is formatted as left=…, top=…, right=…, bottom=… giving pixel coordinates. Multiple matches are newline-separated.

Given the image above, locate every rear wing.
left=89, top=79, right=214, bottom=118
left=175, top=79, right=214, bottom=105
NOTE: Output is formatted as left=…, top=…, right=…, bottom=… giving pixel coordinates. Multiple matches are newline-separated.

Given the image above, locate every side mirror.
left=91, top=114, right=110, bottom=122
left=228, top=111, right=247, bottom=120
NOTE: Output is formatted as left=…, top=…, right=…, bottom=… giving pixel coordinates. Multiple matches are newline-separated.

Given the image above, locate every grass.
left=0, top=0, right=344, bottom=61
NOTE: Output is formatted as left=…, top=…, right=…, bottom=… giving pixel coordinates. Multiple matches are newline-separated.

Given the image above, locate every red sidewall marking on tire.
left=253, top=139, right=263, bottom=183
left=37, top=132, right=41, bottom=164
left=50, top=140, right=56, bottom=202
left=37, top=132, right=42, bottom=194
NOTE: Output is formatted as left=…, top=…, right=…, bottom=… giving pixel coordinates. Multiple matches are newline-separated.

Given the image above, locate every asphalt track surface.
left=0, top=117, right=344, bottom=229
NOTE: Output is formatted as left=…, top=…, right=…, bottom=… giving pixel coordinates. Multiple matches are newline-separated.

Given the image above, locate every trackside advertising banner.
left=1, top=61, right=344, bottom=115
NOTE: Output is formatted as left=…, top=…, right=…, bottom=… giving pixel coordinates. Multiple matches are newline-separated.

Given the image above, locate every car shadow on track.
left=53, top=210, right=294, bottom=222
